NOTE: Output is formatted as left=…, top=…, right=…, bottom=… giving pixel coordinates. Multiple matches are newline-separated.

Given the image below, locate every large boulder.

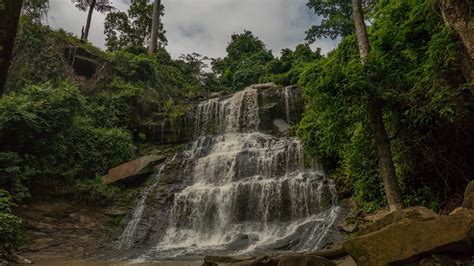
left=343, top=207, right=474, bottom=265
left=357, top=206, right=437, bottom=235
left=462, top=180, right=474, bottom=209
left=101, top=155, right=165, bottom=185
left=277, top=255, right=335, bottom=266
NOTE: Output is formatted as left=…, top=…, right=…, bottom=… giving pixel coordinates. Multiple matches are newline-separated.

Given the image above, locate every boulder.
left=11, top=253, right=32, bottom=264
left=203, top=255, right=255, bottom=265
left=343, top=207, right=474, bottom=265
left=334, top=256, right=357, bottom=266
left=357, top=206, right=437, bottom=235
left=273, top=119, right=291, bottom=134
left=463, top=180, right=474, bottom=209
left=277, top=255, right=335, bottom=266
left=101, top=155, right=165, bottom=185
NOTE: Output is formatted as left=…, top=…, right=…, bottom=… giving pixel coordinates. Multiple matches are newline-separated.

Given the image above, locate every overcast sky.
left=47, top=0, right=338, bottom=59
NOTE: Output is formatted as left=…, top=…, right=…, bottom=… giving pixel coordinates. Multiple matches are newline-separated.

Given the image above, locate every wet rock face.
left=114, top=84, right=343, bottom=260
left=146, top=84, right=304, bottom=144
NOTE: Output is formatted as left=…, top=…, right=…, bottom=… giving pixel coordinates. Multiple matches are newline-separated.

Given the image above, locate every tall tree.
left=104, top=0, right=166, bottom=51
left=306, top=0, right=353, bottom=42
left=305, top=0, right=378, bottom=42
left=351, top=0, right=403, bottom=211
left=149, top=0, right=161, bottom=54
left=73, top=0, right=114, bottom=40
left=0, top=0, right=23, bottom=96
left=211, top=30, right=274, bottom=90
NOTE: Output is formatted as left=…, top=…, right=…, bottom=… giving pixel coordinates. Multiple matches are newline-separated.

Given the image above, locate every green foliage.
left=22, top=0, right=49, bottom=22
left=0, top=82, right=135, bottom=197
left=298, top=0, right=473, bottom=211
left=213, top=31, right=322, bottom=90
left=212, top=31, right=275, bottom=90
left=305, top=0, right=377, bottom=42
left=6, top=18, right=66, bottom=92
left=104, top=0, right=167, bottom=51
left=72, top=178, right=121, bottom=206
left=305, top=0, right=354, bottom=41
left=0, top=190, right=22, bottom=260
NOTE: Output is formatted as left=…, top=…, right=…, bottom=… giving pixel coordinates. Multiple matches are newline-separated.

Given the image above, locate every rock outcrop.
left=463, top=180, right=474, bottom=209
left=101, top=155, right=165, bottom=185
left=64, top=46, right=103, bottom=78
left=203, top=254, right=335, bottom=266
left=142, top=84, right=304, bottom=145
left=343, top=207, right=474, bottom=265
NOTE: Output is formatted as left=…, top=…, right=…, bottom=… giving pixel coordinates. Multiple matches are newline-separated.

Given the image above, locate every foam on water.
left=118, top=86, right=342, bottom=259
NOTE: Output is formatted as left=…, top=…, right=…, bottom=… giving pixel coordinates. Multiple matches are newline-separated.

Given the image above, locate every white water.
left=116, top=164, right=166, bottom=249
left=119, top=86, right=341, bottom=258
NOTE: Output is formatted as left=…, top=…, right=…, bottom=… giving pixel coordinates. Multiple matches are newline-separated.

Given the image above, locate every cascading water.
left=117, top=85, right=342, bottom=260
left=116, top=164, right=166, bottom=249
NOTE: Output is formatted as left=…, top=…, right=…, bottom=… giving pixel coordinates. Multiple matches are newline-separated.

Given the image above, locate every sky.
left=47, top=0, right=338, bottom=59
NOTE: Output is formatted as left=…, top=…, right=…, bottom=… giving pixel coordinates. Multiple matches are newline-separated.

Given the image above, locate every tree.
left=104, top=0, right=166, bottom=51
left=351, top=0, right=402, bottom=211
left=212, top=30, right=274, bottom=90
left=22, top=0, right=50, bottom=23
left=0, top=0, right=24, bottom=96
left=73, top=0, right=114, bottom=40
left=149, top=0, right=161, bottom=54
left=306, top=0, right=353, bottom=42
left=305, top=0, right=378, bottom=42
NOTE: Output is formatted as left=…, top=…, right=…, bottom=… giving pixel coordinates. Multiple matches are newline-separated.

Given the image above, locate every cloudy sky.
left=47, top=0, right=338, bottom=59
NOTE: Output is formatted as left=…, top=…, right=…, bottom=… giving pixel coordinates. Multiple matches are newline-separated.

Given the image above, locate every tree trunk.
left=351, top=0, right=403, bottom=211
left=352, top=0, right=369, bottom=60
left=149, top=0, right=161, bottom=54
left=438, top=0, right=474, bottom=83
left=83, top=0, right=96, bottom=40
left=368, top=96, right=403, bottom=211
left=0, top=0, right=24, bottom=97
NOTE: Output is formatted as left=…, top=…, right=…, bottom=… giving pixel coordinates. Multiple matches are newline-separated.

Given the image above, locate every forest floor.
left=14, top=201, right=114, bottom=261
left=13, top=201, right=203, bottom=265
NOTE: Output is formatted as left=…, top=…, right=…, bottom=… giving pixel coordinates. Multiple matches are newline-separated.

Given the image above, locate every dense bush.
left=0, top=82, right=135, bottom=198
left=0, top=190, right=22, bottom=260
left=297, top=0, right=473, bottom=211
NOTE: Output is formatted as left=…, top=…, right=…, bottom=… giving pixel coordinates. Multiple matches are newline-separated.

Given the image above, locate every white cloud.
left=46, top=0, right=338, bottom=58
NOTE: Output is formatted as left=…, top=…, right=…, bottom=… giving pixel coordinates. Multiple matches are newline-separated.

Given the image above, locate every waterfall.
left=118, top=85, right=342, bottom=259
left=116, top=164, right=166, bottom=249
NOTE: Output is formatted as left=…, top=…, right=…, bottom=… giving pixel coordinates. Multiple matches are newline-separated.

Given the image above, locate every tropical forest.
left=0, top=0, right=473, bottom=265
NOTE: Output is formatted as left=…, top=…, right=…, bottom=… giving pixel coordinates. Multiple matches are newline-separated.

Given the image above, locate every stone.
left=462, top=181, right=474, bottom=209
left=334, top=256, right=357, bottom=266
left=33, top=238, right=54, bottom=244
left=252, top=255, right=278, bottom=266
left=343, top=207, right=474, bottom=265
left=252, top=83, right=277, bottom=90
left=419, top=257, right=435, bottom=266
left=277, top=255, right=336, bottom=266
left=101, top=155, right=165, bottom=185
left=339, top=221, right=357, bottom=233
left=64, top=46, right=102, bottom=78
left=273, top=119, right=291, bottom=133
left=203, top=255, right=255, bottom=265
left=11, top=253, right=32, bottom=264
left=357, top=206, right=437, bottom=235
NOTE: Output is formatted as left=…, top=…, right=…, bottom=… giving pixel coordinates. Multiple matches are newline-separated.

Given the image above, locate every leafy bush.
left=297, top=0, right=473, bottom=211
left=0, top=190, right=22, bottom=260
left=0, top=82, right=135, bottom=198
